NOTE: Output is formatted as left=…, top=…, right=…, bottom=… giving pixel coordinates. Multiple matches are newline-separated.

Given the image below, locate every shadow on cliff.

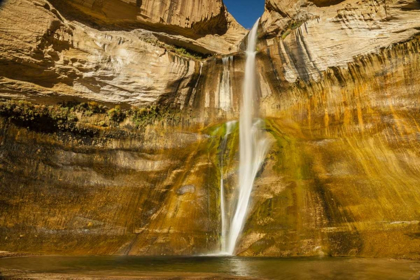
left=46, top=0, right=229, bottom=41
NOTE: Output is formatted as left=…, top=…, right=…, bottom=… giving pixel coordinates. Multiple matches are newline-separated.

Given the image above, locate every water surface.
left=0, top=256, right=419, bottom=279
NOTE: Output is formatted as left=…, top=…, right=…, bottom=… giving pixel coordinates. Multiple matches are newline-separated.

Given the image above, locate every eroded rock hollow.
left=0, top=0, right=419, bottom=258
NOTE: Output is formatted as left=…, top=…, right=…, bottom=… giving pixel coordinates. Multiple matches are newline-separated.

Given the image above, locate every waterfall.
left=189, top=62, right=203, bottom=107
left=220, top=121, right=236, bottom=254
left=219, top=57, right=233, bottom=111
left=226, top=18, right=271, bottom=255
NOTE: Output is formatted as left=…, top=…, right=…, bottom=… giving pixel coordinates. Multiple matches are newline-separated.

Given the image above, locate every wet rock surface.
left=0, top=0, right=420, bottom=258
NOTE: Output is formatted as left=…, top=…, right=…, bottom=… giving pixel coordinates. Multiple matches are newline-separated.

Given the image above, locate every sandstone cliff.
left=0, top=0, right=420, bottom=259
left=260, top=0, right=420, bottom=83
left=46, top=0, right=246, bottom=54
left=0, top=0, right=246, bottom=256
left=0, top=0, right=245, bottom=110
left=235, top=0, right=420, bottom=258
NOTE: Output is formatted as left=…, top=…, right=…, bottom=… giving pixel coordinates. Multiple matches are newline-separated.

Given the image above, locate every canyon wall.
left=0, top=0, right=420, bottom=258
left=0, top=0, right=248, bottom=256
left=0, top=0, right=246, bottom=110
left=236, top=0, right=420, bottom=258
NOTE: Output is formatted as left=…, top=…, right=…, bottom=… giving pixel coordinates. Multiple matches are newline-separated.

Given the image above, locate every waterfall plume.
left=224, top=18, right=271, bottom=255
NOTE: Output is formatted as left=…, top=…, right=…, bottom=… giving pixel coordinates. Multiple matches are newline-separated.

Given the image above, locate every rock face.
left=0, top=115, right=222, bottom=255
left=240, top=37, right=420, bottom=258
left=260, top=0, right=420, bottom=83
left=0, top=0, right=246, bottom=256
left=0, top=0, right=245, bottom=109
left=50, top=0, right=228, bottom=36
left=47, top=0, right=246, bottom=54
left=236, top=0, right=420, bottom=258
left=1, top=0, right=420, bottom=259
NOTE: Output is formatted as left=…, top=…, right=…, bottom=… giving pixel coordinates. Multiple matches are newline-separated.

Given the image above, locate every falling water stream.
left=222, top=19, right=271, bottom=255
left=219, top=121, right=236, bottom=254
left=219, top=57, right=233, bottom=111
left=188, top=62, right=203, bottom=107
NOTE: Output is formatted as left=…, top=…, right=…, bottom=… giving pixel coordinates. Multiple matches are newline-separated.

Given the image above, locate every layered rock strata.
left=0, top=0, right=420, bottom=259
left=0, top=0, right=245, bottom=256
left=235, top=0, right=420, bottom=258
left=0, top=0, right=245, bottom=112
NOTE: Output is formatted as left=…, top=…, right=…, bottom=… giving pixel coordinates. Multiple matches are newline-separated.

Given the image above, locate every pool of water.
left=0, top=256, right=419, bottom=279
